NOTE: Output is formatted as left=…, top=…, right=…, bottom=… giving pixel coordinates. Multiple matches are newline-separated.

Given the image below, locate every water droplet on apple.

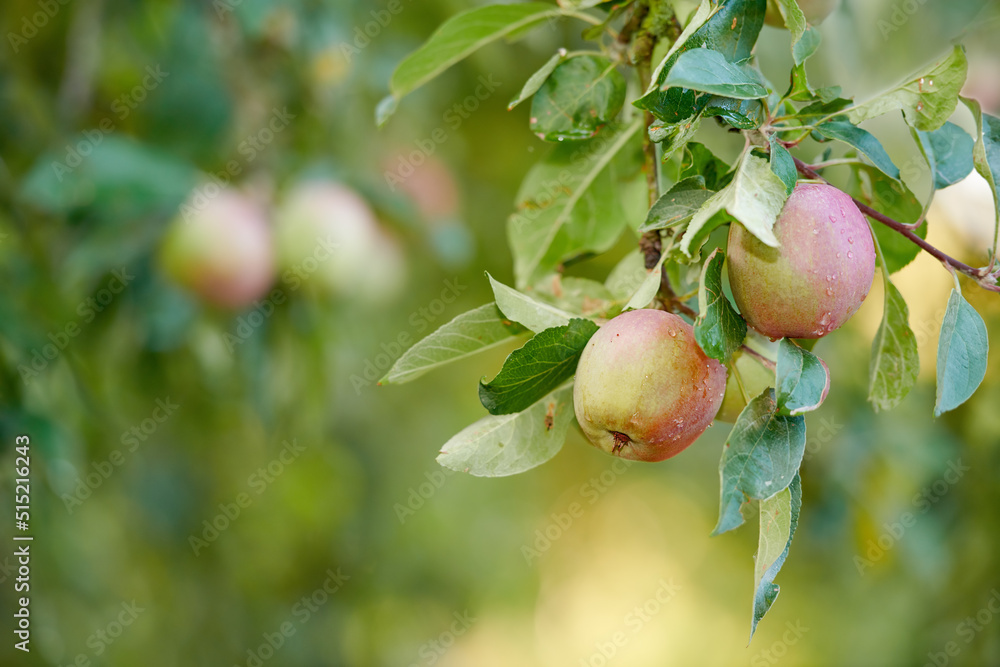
left=829, top=214, right=837, bottom=222
left=847, top=251, right=854, bottom=259
left=668, top=330, right=677, bottom=337
left=848, top=236, right=854, bottom=244
left=826, top=288, right=834, bottom=296
left=812, top=228, right=819, bottom=235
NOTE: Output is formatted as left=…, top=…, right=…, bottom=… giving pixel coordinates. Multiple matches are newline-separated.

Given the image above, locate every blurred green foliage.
left=0, top=0, right=999, bottom=665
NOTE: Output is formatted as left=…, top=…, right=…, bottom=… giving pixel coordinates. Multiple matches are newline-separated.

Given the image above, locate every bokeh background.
left=2, top=0, right=1000, bottom=665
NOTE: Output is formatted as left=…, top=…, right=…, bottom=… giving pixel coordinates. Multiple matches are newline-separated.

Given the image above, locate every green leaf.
left=635, top=0, right=767, bottom=123
left=712, top=389, right=806, bottom=536
left=648, top=117, right=703, bottom=161
left=914, top=121, right=975, bottom=190
left=479, top=318, right=598, bottom=415
left=868, top=265, right=919, bottom=412
left=962, top=97, right=1000, bottom=256
left=531, top=276, right=620, bottom=319
left=815, top=121, right=901, bottom=180
left=438, top=384, right=575, bottom=477
left=935, top=289, right=988, bottom=417
left=679, top=142, right=732, bottom=191
left=849, top=166, right=925, bottom=274
left=703, top=97, right=765, bottom=130
left=530, top=55, right=626, bottom=141
left=639, top=178, right=715, bottom=232
left=751, top=474, right=801, bottom=639
left=695, top=249, right=747, bottom=364
left=768, top=136, right=797, bottom=195
left=770, top=0, right=806, bottom=43
left=384, top=3, right=571, bottom=122
left=775, top=339, right=830, bottom=416
left=507, top=121, right=641, bottom=287
left=625, top=250, right=668, bottom=311
left=508, top=51, right=565, bottom=110
left=682, top=150, right=789, bottom=255
left=488, top=273, right=575, bottom=333
left=792, top=26, right=821, bottom=65
left=845, top=45, right=968, bottom=132
left=664, top=49, right=768, bottom=100
left=381, top=303, right=528, bottom=384
left=605, top=249, right=647, bottom=301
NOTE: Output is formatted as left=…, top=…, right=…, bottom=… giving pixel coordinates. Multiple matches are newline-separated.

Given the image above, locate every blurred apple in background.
left=159, top=187, right=276, bottom=308
left=932, top=171, right=998, bottom=258
left=962, top=54, right=1000, bottom=114
left=274, top=180, right=406, bottom=303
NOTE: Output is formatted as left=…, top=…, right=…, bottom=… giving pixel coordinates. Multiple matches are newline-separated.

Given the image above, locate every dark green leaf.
left=639, top=178, right=714, bottom=232
left=793, top=97, right=852, bottom=124
left=776, top=339, right=830, bottom=416
left=648, top=117, right=702, bottom=162
left=695, top=249, right=747, bottom=364
left=679, top=142, right=732, bottom=191
left=664, top=49, right=769, bottom=100
left=768, top=136, right=797, bottom=195
left=479, top=318, right=598, bottom=415
left=751, top=474, right=801, bottom=639
left=914, top=121, right=975, bottom=190
left=635, top=0, right=767, bottom=123
left=792, top=26, right=821, bottom=65
left=530, top=55, right=626, bottom=141
left=815, top=121, right=901, bottom=180
left=438, top=384, right=575, bottom=477
left=868, top=267, right=919, bottom=412
left=381, top=304, right=527, bottom=384
left=712, top=389, right=806, bottom=536
left=704, top=96, right=765, bottom=129
left=935, top=290, right=988, bottom=417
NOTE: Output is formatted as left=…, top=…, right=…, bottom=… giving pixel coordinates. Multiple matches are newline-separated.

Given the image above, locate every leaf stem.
left=794, top=157, right=1000, bottom=293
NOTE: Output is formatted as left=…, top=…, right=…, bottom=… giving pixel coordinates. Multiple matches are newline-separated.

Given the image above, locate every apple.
left=765, top=0, right=839, bottom=27
left=159, top=188, right=276, bottom=308
left=727, top=182, right=876, bottom=339
left=274, top=181, right=406, bottom=303
left=573, top=309, right=727, bottom=462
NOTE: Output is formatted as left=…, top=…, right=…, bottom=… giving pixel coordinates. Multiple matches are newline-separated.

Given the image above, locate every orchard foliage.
left=378, top=0, right=998, bottom=637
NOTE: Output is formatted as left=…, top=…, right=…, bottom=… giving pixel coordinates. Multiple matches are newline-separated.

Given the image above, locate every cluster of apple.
left=573, top=183, right=875, bottom=462
left=157, top=180, right=406, bottom=309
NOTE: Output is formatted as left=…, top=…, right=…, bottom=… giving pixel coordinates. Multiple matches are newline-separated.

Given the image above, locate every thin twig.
left=794, top=157, right=1000, bottom=293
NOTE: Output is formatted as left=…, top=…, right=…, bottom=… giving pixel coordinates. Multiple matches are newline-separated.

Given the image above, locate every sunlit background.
left=1, top=0, right=1000, bottom=665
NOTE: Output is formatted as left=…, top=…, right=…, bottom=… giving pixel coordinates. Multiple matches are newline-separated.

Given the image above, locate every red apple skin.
left=727, top=183, right=875, bottom=339
left=160, top=189, right=275, bottom=308
left=573, top=309, right=727, bottom=462
left=765, top=0, right=838, bottom=27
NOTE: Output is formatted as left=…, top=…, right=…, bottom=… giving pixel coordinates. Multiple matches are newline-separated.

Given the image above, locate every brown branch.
left=793, top=157, right=1000, bottom=293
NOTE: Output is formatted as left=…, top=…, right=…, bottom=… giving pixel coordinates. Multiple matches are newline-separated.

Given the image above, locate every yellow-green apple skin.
left=715, top=352, right=775, bottom=423
left=274, top=181, right=406, bottom=303
left=765, top=0, right=838, bottom=27
left=160, top=189, right=275, bottom=308
left=573, top=309, right=727, bottom=462
left=727, top=182, right=875, bottom=339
